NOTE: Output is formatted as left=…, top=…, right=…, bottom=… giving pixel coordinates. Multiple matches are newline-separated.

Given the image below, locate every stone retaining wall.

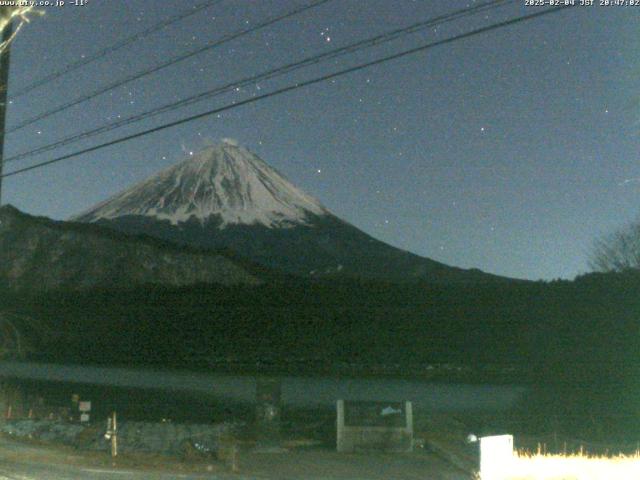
left=0, top=419, right=241, bottom=456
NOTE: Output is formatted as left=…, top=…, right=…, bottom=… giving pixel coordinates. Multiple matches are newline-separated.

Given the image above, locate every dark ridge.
left=0, top=204, right=286, bottom=282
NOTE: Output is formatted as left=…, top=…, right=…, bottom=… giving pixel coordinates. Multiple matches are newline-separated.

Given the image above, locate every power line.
left=2, top=5, right=573, bottom=179
left=6, top=0, right=333, bottom=134
left=10, top=0, right=224, bottom=99
left=4, top=0, right=514, bottom=165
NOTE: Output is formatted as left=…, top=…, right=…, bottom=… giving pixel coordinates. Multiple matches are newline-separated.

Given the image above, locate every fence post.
left=105, top=411, right=118, bottom=459
left=336, top=400, right=345, bottom=452
left=111, top=411, right=118, bottom=458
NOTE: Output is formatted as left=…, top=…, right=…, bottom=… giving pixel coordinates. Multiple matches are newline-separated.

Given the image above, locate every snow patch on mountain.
left=73, top=143, right=329, bottom=228
left=221, top=137, right=240, bottom=147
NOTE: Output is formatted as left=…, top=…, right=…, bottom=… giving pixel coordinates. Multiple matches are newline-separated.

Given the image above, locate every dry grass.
left=486, top=450, right=640, bottom=480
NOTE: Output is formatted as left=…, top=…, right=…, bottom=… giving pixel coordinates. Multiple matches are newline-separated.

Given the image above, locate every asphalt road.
left=0, top=457, right=469, bottom=480
left=0, top=437, right=241, bottom=480
left=0, top=435, right=471, bottom=480
left=0, top=462, right=226, bottom=480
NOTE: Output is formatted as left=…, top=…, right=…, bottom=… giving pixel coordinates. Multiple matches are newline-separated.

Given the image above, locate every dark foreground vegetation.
left=1, top=270, right=639, bottom=441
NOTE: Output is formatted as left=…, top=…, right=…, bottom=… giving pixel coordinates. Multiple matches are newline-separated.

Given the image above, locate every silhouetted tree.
left=590, top=220, right=640, bottom=272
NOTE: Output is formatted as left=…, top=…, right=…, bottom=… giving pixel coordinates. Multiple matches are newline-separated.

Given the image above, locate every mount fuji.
left=73, top=141, right=505, bottom=283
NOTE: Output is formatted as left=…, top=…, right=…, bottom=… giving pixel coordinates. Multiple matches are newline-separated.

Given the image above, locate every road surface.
left=0, top=436, right=471, bottom=479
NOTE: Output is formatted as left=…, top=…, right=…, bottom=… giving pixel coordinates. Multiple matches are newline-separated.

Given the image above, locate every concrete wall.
left=336, top=400, right=413, bottom=453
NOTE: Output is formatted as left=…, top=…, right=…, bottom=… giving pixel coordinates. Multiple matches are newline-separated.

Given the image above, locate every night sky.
left=2, top=0, right=638, bottom=280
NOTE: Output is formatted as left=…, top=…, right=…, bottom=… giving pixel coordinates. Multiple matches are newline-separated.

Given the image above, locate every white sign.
left=480, top=434, right=514, bottom=480
left=80, top=413, right=90, bottom=423
left=78, top=401, right=91, bottom=412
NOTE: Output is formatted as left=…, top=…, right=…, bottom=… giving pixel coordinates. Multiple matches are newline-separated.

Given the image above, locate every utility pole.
left=0, top=7, right=13, bottom=205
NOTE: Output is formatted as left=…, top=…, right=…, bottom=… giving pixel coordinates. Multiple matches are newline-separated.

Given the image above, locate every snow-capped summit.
left=73, top=143, right=328, bottom=228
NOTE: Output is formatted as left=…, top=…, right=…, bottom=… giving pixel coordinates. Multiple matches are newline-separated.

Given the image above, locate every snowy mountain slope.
left=73, top=142, right=509, bottom=283
left=74, top=141, right=328, bottom=228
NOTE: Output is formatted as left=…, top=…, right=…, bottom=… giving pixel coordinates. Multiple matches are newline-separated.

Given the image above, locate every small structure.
left=336, top=400, right=413, bottom=453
